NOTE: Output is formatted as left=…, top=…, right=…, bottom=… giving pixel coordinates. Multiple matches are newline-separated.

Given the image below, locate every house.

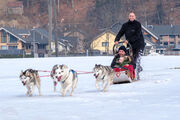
left=7, top=1, right=24, bottom=15
left=147, top=25, right=180, bottom=55
left=29, top=28, right=66, bottom=57
left=90, top=29, right=122, bottom=55
left=63, top=29, right=86, bottom=53
left=0, top=26, right=29, bottom=57
left=0, top=26, right=68, bottom=57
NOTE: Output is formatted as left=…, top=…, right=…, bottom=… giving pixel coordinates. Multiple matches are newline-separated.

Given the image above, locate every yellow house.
left=90, top=30, right=123, bottom=55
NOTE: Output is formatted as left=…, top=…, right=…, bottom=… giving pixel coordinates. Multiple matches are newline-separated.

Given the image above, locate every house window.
left=26, top=44, right=31, bottom=49
left=38, top=44, right=45, bottom=49
left=159, top=35, right=164, bottom=40
left=9, top=46, right=17, bottom=50
left=1, top=31, right=7, bottom=43
left=1, top=45, right=7, bottom=50
left=9, top=34, right=17, bottom=43
left=102, top=42, right=109, bottom=47
left=170, top=42, right=174, bottom=45
left=164, top=42, right=168, bottom=46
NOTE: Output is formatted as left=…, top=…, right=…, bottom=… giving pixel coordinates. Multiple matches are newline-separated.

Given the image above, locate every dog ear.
left=26, top=71, right=30, bottom=76
left=63, top=65, right=68, bottom=69
left=20, top=70, right=23, bottom=75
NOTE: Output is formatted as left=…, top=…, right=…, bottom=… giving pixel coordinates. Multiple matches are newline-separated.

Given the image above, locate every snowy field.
left=0, top=56, right=180, bottom=120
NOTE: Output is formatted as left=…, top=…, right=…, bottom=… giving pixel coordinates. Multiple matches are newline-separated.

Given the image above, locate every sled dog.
left=93, top=64, right=114, bottom=92
left=51, top=64, right=78, bottom=96
left=20, top=69, right=41, bottom=96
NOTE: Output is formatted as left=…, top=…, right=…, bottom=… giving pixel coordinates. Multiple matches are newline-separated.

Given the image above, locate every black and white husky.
left=93, top=64, right=114, bottom=92
left=51, top=64, right=78, bottom=96
left=20, top=69, right=41, bottom=96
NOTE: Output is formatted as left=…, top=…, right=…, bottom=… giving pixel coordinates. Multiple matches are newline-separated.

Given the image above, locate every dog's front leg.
left=26, top=85, right=30, bottom=96
left=54, top=81, right=57, bottom=92
left=96, top=80, right=100, bottom=91
left=102, top=80, right=108, bottom=92
left=59, top=83, right=64, bottom=96
left=62, top=84, right=72, bottom=96
left=29, top=85, right=34, bottom=96
left=103, top=80, right=111, bottom=92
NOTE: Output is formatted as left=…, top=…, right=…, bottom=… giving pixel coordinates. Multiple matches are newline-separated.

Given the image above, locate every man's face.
left=118, top=50, right=125, bottom=56
left=129, top=13, right=136, bottom=21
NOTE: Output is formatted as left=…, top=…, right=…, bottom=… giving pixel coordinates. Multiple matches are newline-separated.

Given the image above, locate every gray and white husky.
left=20, top=69, right=41, bottom=96
left=51, top=64, right=78, bottom=96
left=93, top=64, right=114, bottom=92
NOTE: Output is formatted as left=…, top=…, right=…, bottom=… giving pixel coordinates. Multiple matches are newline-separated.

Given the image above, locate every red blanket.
left=113, top=65, right=135, bottom=79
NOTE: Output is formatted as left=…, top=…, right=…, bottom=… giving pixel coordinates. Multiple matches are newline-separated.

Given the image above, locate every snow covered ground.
left=0, top=56, right=180, bottom=120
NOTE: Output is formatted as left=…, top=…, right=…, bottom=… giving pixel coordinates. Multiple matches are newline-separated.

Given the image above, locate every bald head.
left=129, top=12, right=136, bottom=21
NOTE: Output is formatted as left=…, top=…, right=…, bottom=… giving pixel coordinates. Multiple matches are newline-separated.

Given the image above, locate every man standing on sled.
left=114, top=12, right=145, bottom=80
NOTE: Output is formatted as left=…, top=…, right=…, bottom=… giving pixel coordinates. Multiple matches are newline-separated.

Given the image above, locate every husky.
left=20, top=69, right=41, bottom=96
left=51, top=64, right=78, bottom=96
left=93, top=64, right=114, bottom=92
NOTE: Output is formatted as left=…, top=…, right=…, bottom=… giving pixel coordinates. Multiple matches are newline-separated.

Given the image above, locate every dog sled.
left=112, top=42, right=135, bottom=84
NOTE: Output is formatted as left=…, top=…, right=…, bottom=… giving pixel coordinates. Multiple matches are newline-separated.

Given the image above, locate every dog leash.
left=37, top=69, right=93, bottom=78
left=38, top=70, right=51, bottom=73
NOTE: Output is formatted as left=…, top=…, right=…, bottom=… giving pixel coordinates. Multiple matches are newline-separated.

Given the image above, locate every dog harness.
left=101, top=75, right=105, bottom=80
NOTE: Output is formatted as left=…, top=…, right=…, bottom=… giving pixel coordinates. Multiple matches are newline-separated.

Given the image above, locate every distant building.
left=0, top=26, right=73, bottom=57
left=0, top=26, right=29, bottom=56
left=90, top=30, right=122, bottom=55
left=7, top=1, right=24, bottom=15
left=146, top=25, right=180, bottom=55
left=63, top=29, right=86, bottom=53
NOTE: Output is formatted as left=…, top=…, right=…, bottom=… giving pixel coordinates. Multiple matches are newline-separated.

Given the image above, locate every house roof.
left=144, top=36, right=155, bottom=46
left=147, top=25, right=180, bottom=36
left=7, top=1, right=23, bottom=8
left=64, top=28, right=87, bottom=38
left=92, top=29, right=116, bottom=41
left=0, top=26, right=73, bottom=47
left=61, top=37, right=78, bottom=47
left=142, top=25, right=159, bottom=40
left=0, top=26, right=29, bottom=43
left=110, top=21, right=122, bottom=34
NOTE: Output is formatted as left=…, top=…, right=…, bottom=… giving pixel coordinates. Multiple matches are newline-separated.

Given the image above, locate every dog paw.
left=103, top=89, right=108, bottom=92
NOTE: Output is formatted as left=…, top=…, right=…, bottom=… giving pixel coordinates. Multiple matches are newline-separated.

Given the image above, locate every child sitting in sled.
left=111, top=45, right=135, bottom=79
left=111, top=46, right=131, bottom=68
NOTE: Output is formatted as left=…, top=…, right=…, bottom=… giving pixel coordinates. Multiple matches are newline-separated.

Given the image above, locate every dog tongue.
left=58, top=76, right=62, bottom=81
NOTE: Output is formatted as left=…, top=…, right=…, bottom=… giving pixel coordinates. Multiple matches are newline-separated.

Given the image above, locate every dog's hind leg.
left=36, top=83, right=42, bottom=96
left=70, top=78, right=78, bottom=96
